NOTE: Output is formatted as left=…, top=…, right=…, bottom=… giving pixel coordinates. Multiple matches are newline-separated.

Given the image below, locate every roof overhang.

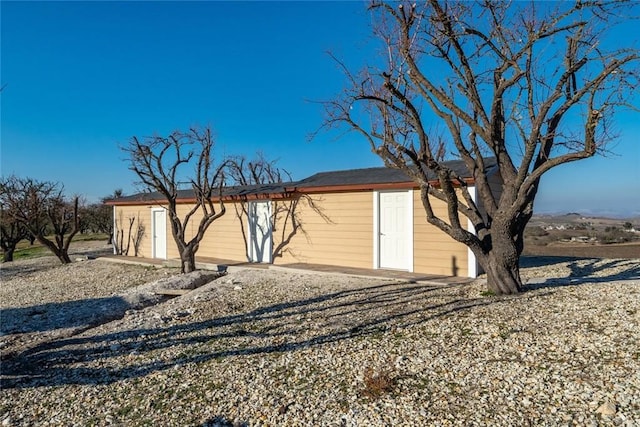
left=105, top=191, right=297, bottom=206
left=106, top=178, right=476, bottom=206
left=294, top=177, right=475, bottom=194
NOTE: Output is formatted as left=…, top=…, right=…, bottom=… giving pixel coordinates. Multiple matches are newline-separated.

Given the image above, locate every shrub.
left=360, top=366, right=397, bottom=400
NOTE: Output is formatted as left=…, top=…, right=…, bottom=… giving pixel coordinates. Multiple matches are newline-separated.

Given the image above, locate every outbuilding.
left=106, top=158, right=501, bottom=278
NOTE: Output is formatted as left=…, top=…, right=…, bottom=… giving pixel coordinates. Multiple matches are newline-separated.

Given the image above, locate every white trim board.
left=373, top=191, right=380, bottom=270
left=112, top=206, right=117, bottom=255
left=467, top=186, right=478, bottom=278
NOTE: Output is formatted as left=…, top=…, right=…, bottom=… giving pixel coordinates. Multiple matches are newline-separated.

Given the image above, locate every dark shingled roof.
left=107, top=158, right=496, bottom=204
left=295, top=157, right=497, bottom=188
left=108, top=182, right=295, bottom=204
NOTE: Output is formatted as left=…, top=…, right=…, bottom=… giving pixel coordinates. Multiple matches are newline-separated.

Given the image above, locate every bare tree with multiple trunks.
left=321, top=0, right=639, bottom=294
left=122, top=126, right=227, bottom=273
left=0, top=176, right=80, bottom=264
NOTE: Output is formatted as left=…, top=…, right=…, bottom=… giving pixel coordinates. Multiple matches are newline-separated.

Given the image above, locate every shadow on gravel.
left=1, top=281, right=497, bottom=389
left=523, top=257, right=640, bottom=290
left=0, top=246, right=113, bottom=281
left=202, top=416, right=248, bottom=427
left=0, top=297, right=130, bottom=334
left=8, top=261, right=637, bottom=389
left=519, top=255, right=589, bottom=269
left=0, top=261, right=60, bottom=281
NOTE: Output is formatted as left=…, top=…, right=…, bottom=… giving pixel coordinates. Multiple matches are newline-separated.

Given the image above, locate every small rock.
left=234, top=285, right=242, bottom=291
left=617, top=393, right=631, bottom=407
left=596, top=402, right=616, bottom=416
left=2, top=416, right=11, bottom=426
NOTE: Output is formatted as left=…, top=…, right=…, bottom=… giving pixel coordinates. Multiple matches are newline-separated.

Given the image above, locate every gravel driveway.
left=1, top=242, right=639, bottom=426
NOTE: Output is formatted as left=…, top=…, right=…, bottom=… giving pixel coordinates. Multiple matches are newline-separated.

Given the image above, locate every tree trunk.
left=180, top=249, right=197, bottom=273
left=36, top=236, right=72, bottom=264
left=3, top=247, right=15, bottom=262
left=55, top=250, right=72, bottom=264
left=477, top=224, right=524, bottom=295
left=483, top=254, right=523, bottom=295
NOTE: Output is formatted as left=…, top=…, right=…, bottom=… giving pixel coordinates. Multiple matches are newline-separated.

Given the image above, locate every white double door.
left=247, top=201, right=272, bottom=263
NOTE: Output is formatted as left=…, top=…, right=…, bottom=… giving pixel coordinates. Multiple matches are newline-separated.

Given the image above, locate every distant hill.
left=531, top=213, right=640, bottom=223
left=528, top=214, right=639, bottom=231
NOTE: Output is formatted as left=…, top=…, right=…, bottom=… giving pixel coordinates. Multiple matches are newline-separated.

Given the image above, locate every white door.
left=152, top=209, right=167, bottom=259
left=247, top=201, right=272, bottom=263
left=378, top=191, right=411, bottom=270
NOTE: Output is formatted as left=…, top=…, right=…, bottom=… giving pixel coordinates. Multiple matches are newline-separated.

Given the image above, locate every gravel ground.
left=1, top=243, right=639, bottom=426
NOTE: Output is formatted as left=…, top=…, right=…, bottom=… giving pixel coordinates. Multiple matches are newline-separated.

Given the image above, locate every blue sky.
left=1, top=1, right=638, bottom=217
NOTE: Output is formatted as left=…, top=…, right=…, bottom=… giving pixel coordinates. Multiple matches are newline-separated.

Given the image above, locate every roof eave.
left=296, top=177, right=476, bottom=194
left=106, top=176, right=480, bottom=206
left=106, top=192, right=298, bottom=206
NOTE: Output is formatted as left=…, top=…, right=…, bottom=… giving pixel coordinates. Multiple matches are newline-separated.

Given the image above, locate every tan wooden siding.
left=115, top=202, right=248, bottom=262
left=114, top=186, right=481, bottom=278
left=412, top=191, right=469, bottom=277
left=274, top=193, right=373, bottom=269
left=113, top=205, right=155, bottom=258
left=168, top=203, right=247, bottom=261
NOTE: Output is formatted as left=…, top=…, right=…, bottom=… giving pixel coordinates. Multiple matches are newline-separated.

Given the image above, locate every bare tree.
left=122, top=126, right=227, bottom=273
left=321, top=1, right=639, bottom=294
left=102, top=189, right=123, bottom=244
left=0, top=176, right=80, bottom=264
left=82, top=190, right=123, bottom=244
left=81, top=203, right=114, bottom=239
left=0, top=205, right=29, bottom=262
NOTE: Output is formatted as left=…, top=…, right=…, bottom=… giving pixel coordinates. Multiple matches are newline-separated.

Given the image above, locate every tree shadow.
left=0, top=297, right=130, bottom=335
left=201, top=416, right=248, bottom=427
left=246, top=201, right=271, bottom=263
left=76, top=246, right=114, bottom=259
left=523, top=256, right=640, bottom=290
left=0, top=261, right=59, bottom=280
left=1, top=281, right=494, bottom=389
left=566, top=258, right=640, bottom=281
left=0, top=243, right=113, bottom=280
left=519, top=255, right=589, bottom=269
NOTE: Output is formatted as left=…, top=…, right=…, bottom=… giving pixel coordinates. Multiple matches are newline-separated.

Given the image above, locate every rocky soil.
left=1, top=243, right=639, bottom=426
